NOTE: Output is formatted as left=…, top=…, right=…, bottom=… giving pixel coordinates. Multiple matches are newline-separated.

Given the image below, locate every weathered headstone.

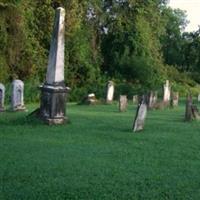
left=163, top=80, right=171, bottom=104
left=88, top=93, right=98, bottom=105
left=106, top=81, right=114, bottom=103
left=39, top=7, right=68, bottom=125
left=0, top=83, right=5, bottom=111
left=119, top=95, right=128, bottom=112
left=185, top=94, right=200, bottom=121
left=133, top=95, right=148, bottom=132
left=153, top=91, right=158, bottom=105
left=198, top=94, right=200, bottom=102
left=133, top=95, right=138, bottom=104
left=11, top=80, right=26, bottom=111
left=170, top=92, right=179, bottom=107
left=147, top=91, right=157, bottom=109
left=185, top=95, right=193, bottom=121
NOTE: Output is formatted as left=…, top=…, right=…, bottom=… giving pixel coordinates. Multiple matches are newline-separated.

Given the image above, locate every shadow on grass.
left=0, top=112, right=45, bottom=126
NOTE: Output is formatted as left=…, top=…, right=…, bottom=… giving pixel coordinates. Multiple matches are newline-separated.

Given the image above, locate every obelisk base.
left=39, top=85, right=68, bottom=125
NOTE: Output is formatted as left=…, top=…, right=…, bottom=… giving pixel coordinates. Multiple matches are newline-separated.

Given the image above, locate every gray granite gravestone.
left=39, top=7, right=68, bottom=125
left=119, top=95, right=127, bottom=112
left=11, top=80, right=26, bottom=111
left=106, top=81, right=114, bottom=104
left=133, top=95, right=148, bottom=132
left=0, top=83, right=5, bottom=111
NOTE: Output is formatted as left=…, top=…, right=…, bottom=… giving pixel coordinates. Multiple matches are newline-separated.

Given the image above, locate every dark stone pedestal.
left=39, top=85, right=68, bottom=125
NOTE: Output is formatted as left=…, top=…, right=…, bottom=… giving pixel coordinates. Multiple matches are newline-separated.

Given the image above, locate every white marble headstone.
left=11, top=80, right=25, bottom=111
left=163, top=80, right=171, bottom=103
left=106, top=81, right=114, bottom=103
left=0, top=83, right=5, bottom=111
left=198, top=94, right=200, bottom=102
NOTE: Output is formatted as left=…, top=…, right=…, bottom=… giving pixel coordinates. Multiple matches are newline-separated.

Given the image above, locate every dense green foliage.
left=0, top=0, right=200, bottom=101
left=1, top=103, right=200, bottom=199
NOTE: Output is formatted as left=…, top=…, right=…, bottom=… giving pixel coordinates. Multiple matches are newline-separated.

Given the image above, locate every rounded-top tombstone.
left=0, top=83, right=5, bottom=111
left=106, top=81, right=114, bottom=104
left=11, top=80, right=26, bottom=111
left=163, top=80, right=171, bottom=103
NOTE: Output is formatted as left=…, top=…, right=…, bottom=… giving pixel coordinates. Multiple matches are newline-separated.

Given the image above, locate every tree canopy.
left=0, top=0, right=200, bottom=100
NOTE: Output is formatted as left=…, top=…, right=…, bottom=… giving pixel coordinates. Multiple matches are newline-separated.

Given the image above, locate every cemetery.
left=1, top=1, right=200, bottom=200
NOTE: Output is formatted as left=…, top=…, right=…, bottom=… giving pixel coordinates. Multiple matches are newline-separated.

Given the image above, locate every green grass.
left=1, top=102, right=200, bottom=200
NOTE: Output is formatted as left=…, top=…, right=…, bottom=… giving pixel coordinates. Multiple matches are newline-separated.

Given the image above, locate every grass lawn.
left=1, top=102, right=200, bottom=200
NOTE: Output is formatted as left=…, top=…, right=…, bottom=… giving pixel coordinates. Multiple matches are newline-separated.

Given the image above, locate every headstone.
left=185, top=94, right=200, bottom=121
left=119, top=95, right=128, bottom=112
left=11, top=80, right=26, bottom=111
left=191, top=105, right=200, bottom=120
left=147, top=91, right=157, bottom=109
left=133, top=95, right=138, bottom=104
left=163, top=80, right=171, bottom=104
left=106, top=81, right=114, bottom=103
left=133, top=95, right=148, bottom=132
left=185, top=95, right=193, bottom=121
left=0, top=83, right=5, bottom=111
left=198, top=94, right=200, bottom=102
left=170, top=92, right=179, bottom=107
left=153, top=91, right=158, bottom=105
left=88, top=93, right=98, bottom=104
left=39, top=7, right=68, bottom=125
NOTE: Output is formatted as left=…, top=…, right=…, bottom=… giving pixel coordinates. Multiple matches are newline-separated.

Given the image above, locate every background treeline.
left=0, top=0, right=200, bottom=102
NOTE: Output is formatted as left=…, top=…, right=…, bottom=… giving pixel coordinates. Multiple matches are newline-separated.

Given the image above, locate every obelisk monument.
left=39, top=7, right=68, bottom=124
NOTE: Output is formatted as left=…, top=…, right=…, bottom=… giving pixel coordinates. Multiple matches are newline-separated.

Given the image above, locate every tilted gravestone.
left=39, top=7, right=69, bottom=125
left=106, top=81, right=114, bottom=104
left=0, top=83, right=5, bottom=111
left=170, top=92, right=179, bottom=107
left=133, top=95, right=148, bottom=132
left=163, top=80, right=171, bottom=104
left=11, top=80, right=26, bottom=111
left=185, top=94, right=200, bottom=121
left=119, top=95, right=128, bottom=112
